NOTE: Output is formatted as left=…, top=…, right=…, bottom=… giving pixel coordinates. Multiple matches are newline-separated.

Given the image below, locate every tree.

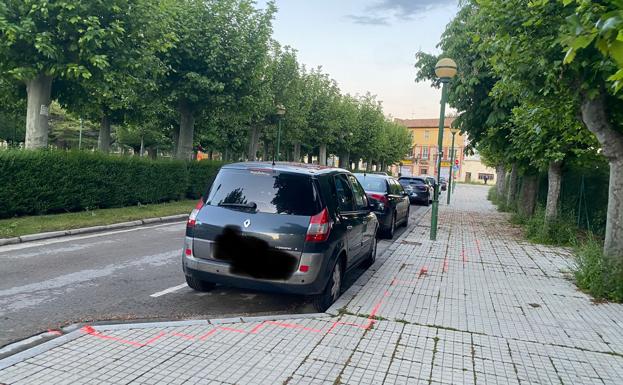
left=561, top=0, right=623, bottom=260
left=0, top=0, right=152, bottom=149
left=160, top=0, right=275, bottom=160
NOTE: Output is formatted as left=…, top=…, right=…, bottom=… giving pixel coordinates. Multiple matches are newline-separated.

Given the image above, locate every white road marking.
left=150, top=283, right=188, bottom=298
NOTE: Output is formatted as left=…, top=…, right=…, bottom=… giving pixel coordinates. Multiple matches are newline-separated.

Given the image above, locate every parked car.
left=182, top=162, right=379, bottom=312
left=398, top=177, right=432, bottom=206
left=354, top=173, right=410, bottom=238
left=439, top=177, right=448, bottom=191
left=421, top=175, right=440, bottom=194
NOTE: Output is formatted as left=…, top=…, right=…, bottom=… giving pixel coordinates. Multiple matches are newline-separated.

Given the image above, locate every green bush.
left=0, top=150, right=224, bottom=218
left=522, top=207, right=578, bottom=246
left=575, top=238, right=623, bottom=302
left=187, top=160, right=222, bottom=199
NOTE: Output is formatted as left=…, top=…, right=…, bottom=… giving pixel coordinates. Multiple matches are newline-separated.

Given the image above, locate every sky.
left=258, top=0, right=459, bottom=119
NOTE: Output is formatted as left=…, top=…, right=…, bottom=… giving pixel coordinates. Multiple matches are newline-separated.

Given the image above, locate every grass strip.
left=0, top=200, right=196, bottom=239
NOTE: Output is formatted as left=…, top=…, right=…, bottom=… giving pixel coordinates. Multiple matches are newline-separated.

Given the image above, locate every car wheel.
left=362, top=236, right=377, bottom=268
left=185, top=275, right=216, bottom=292
left=312, top=259, right=342, bottom=312
left=402, top=207, right=410, bottom=227
left=385, top=212, right=396, bottom=239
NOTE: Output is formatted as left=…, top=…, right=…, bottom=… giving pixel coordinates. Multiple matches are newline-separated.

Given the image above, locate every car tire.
left=185, top=275, right=216, bottom=292
left=362, top=236, right=377, bottom=268
left=312, top=259, right=343, bottom=312
left=385, top=212, right=396, bottom=239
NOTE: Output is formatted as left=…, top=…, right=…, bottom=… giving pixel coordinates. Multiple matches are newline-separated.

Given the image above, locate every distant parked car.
left=421, top=175, right=440, bottom=194
left=354, top=173, right=410, bottom=238
left=439, top=177, right=448, bottom=191
left=182, top=162, right=379, bottom=312
left=398, top=177, right=432, bottom=206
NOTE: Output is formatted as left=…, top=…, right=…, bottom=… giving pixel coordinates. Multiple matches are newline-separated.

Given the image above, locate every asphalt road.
left=0, top=205, right=425, bottom=348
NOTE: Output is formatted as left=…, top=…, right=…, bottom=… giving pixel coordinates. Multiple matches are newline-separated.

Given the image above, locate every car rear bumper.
left=182, top=252, right=328, bottom=295
left=408, top=193, right=429, bottom=203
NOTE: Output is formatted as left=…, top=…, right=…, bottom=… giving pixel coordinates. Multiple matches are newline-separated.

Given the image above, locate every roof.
left=353, top=172, right=393, bottom=180
left=224, top=161, right=347, bottom=175
left=394, top=118, right=455, bottom=128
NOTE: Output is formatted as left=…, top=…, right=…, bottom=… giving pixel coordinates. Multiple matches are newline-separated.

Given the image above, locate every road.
left=0, top=205, right=425, bottom=348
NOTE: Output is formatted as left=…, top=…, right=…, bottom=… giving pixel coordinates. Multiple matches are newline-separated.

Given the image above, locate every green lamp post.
left=447, top=127, right=459, bottom=204
left=430, top=58, right=457, bottom=241
left=275, top=104, right=286, bottom=162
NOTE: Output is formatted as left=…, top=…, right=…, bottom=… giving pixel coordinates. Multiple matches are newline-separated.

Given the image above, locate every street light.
left=447, top=127, right=459, bottom=204
left=275, top=104, right=286, bottom=162
left=430, top=58, right=457, bottom=241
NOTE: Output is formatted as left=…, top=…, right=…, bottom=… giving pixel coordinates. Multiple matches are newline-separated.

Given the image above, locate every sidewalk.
left=2, top=185, right=623, bottom=384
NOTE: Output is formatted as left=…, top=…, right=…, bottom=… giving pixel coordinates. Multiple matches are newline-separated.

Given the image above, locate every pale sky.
left=258, top=0, right=459, bottom=119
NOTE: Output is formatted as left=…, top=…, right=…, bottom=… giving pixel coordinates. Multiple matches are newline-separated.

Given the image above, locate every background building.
left=394, top=118, right=465, bottom=179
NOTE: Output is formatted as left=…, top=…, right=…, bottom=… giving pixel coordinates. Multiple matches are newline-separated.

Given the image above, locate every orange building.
left=394, top=118, right=465, bottom=180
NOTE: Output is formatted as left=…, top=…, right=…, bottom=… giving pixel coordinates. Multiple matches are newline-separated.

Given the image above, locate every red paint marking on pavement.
left=219, top=326, right=248, bottom=334
left=47, top=329, right=62, bottom=336
left=266, top=321, right=323, bottom=333
left=461, top=247, right=468, bottom=263
left=198, top=329, right=219, bottom=341
left=443, top=258, right=449, bottom=273
left=170, top=332, right=196, bottom=340
left=419, top=267, right=428, bottom=276
left=475, top=239, right=481, bottom=256
left=80, top=325, right=162, bottom=347
left=249, top=322, right=266, bottom=334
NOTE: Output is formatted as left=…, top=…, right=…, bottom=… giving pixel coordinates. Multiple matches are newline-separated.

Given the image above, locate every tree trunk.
left=247, top=126, right=259, bottom=161
left=581, top=93, right=623, bottom=261
left=139, top=136, right=145, bottom=157
left=545, top=160, right=563, bottom=223
left=495, top=164, right=507, bottom=198
left=148, top=147, right=157, bottom=159
left=518, top=175, right=538, bottom=217
left=97, top=113, right=112, bottom=153
left=319, top=144, right=327, bottom=166
left=176, top=100, right=195, bottom=160
left=293, top=142, right=301, bottom=162
left=25, top=74, right=53, bottom=149
left=307, top=153, right=313, bottom=164
left=506, top=163, right=519, bottom=207
left=339, top=152, right=350, bottom=169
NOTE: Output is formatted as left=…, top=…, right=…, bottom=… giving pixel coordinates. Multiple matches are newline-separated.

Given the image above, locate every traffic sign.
left=455, top=159, right=459, bottom=166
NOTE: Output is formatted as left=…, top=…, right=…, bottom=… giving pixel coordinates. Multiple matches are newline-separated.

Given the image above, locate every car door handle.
left=347, top=225, right=353, bottom=230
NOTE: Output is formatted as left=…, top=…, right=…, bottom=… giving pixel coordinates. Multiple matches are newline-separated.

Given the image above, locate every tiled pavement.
left=2, top=185, right=623, bottom=384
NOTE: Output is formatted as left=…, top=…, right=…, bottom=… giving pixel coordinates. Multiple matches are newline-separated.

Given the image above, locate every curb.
left=0, top=214, right=188, bottom=247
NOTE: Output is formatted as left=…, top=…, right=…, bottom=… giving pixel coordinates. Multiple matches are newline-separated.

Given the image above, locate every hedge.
left=0, top=150, right=224, bottom=218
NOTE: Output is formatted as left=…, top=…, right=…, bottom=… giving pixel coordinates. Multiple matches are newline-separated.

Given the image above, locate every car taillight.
left=306, top=207, right=331, bottom=243
left=187, top=199, right=204, bottom=229
left=369, top=193, right=389, bottom=205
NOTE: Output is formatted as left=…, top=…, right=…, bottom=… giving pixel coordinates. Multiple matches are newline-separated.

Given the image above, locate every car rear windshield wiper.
left=218, top=202, right=258, bottom=211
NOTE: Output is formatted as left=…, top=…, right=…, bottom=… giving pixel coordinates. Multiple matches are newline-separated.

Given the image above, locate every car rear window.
left=400, top=178, right=425, bottom=185
left=206, top=169, right=321, bottom=216
left=355, top=175, right=387, bottom=192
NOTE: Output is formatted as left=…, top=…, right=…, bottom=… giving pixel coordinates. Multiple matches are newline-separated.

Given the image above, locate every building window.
left=424, top=130, right=430, bottom=140
left=422, top=146, right=429, bottom=160
left=478, top=173, right=494, bottom=180
left=420, top=168, right=428, bottom=175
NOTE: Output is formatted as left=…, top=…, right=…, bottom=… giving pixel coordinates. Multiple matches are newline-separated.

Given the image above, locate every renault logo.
left=243, top=219, right=251, bottom=228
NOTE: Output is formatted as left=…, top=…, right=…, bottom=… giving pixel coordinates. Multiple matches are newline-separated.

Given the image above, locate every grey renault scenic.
left=182, top=162, right=379, bottom=311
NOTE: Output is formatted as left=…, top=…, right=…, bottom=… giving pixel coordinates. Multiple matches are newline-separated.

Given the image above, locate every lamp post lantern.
left=275, top=104, right=286, bottom=162
left=430, top=58, right=457, bottom=241
left=447, top=127, right=459, bottom=204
